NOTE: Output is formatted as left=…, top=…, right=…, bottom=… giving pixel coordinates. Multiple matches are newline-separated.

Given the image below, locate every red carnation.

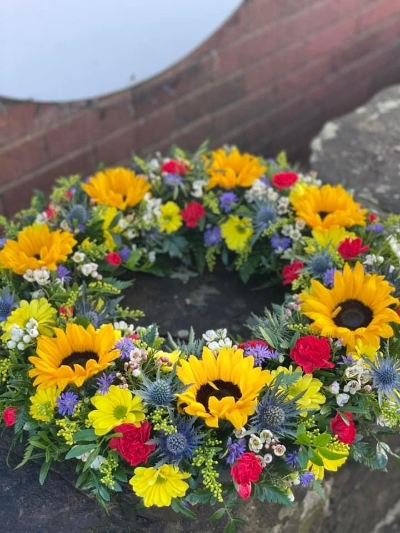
left=282, top=260, right=304, bottom=286
left=330, top=412, right=356, bottom=445
left=109, top=421, right=156, bottom=466
left=238, top=339, right=270, bottom=351
left=290, top=335, right=334, bottom=373
left=338, top=237, right=369, bottom=260
left=180, top=202, right=206, bottom=228
left=231, top=452, right=263, bottom=499
left=105, top=251, right=122, bottom=266
left=161, top=159, right=188, bottom=175
left=271, top=171, right=299, bottom=189
left=3, top=406, right=17, bottom=427
left=368, top=213, right=377, bottom=222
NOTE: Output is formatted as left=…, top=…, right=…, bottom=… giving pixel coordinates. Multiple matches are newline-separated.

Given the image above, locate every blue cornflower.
left=322, top=267, right=336, bottom=288
left=299, top=472, right=315, bottom=487
left=119, top=246, right=131, bottom=261
left=153, top=417, right=204, bottom=465
left=219, top=192, right=238, bottom=213
left=0, top=289, right=17, bottom=321
left=367, top=223, right=384, bottom=233
left=253, top=203, right=276, bottom=236
left=96, top=373, right=115, bottom=394
left=244, top=344, right=279, bottom=366
left=226, top=437, right=246, bottom=465
left=164, top=174, right=183, bottom=187
left=0, top=238, right=7, bottom=248
left=368, top=353, right=400, bottom=405
left=284, top=450, right=300, bottom=469
left=56, top=265, right=72, bottom=284
left=271, top=233, right=292, bottom=252
left=115, top=337, right=135, bottom=359
left=67, top=204, right=89, bottom=230
left=339, top=355, right=356, bottom=365
left=309, top=252, right=334, bottom=277
left=251, top=377, right=300, bottom=437
left=204, top=226, right=222, bottom=247
left=56, top=391, right=79, bottom=416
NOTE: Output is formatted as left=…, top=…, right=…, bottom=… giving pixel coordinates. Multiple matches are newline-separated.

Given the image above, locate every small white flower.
left=80, top=262, right=98, bottom=276
left=273, top=444, right=286, bottom=456
left=31, top=289, right=45, bottom=299
left=328, top=381, right=340, bottom=395
left=203, top=330, right=218, bottom=342
left=336, top=393, right=350, bottom=407
left=249, top=434, right=264, bottom=453
left=344, top=380, right=361, bottom=395
left=17, top=342, right=25, bottom=351
left=118, top=218, right=130, bottom=230
left=10, top=326, right=24, bottom=341
left=259, top=429, right=273, bottom=443
left=22, top=334, right=31, bottom=344
left=6, top=340, right=16, bottom=349
left=148, top=251, right=156, bottom=263
left=33, top=268, right=51, bottom=286
left=289, top=228, right=302, bottom=241
left=23, top=269, right=35, bottom=283
left=26, top=318, right=39, bottom=329
left=234, top=427, right=247, bottom=439
left=35, top=213, right=48, bottom=224
left=295, top=219, right=306, bottom=230
left=191, top=179, right=207, bottom=198
left=72, top=252, right=86, bottom=263
left=28, top=328, right=39, bottom=338
left=132, top=368, right=141, bottom=377
left=60, top=219, right=70, bottom=231
left=262, top=453, right=273, bottom=465
left=245, top=180, right=269, bottom=203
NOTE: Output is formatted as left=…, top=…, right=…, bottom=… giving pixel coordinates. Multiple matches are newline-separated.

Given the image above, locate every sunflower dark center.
left=318, top=211, right=331, bottom=220
left=333, top=299, right=373, bottom=330
left=62, top=350, right=98, bottom=368
left=196, top=380, right=241, bottom=411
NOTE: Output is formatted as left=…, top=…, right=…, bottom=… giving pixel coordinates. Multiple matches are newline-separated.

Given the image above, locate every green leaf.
left=312, top=433, right=332, bottom=447
left=65, top=444, right=96, bottom=460
left=209, top=508, right=226, bottom=521
left=170, top=499, right=197, bottom=519
left=224, top=520, right=237, bottom=533
left=73, top=429, right=97, bottom=442
left=15, top=444, right=35, bottom=469
left=375, top=442, right=388, bottom=469
left=308, top=448, right=324, bottom=466
left=39, top=460, right=52, bottom=485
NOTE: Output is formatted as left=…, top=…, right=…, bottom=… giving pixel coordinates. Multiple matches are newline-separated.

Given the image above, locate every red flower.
left=237, top=483, right=252, bottom=499
left=109, top=421, right=156, bottom=466
left=161, top=159, right=188, bottom=175
left=282, top=260, right=304, bottom=286
left=59, top=306, right=74, bottom=319
left=290, top=335, right=334, bottom=373
left=3, top=407, right=17, bottom=426
left=368, top=213, right=377, bottom=222
left=271, top=171, right=299, bottom=189
left=105, top=251, right=122, bottom=266
left=180, top=202, right=206, bottom=228
left=330, top=412, right=356, bottom=445
left=231, top=453, right=263, bottom=499
left=338, top=237, right=369, bottom=260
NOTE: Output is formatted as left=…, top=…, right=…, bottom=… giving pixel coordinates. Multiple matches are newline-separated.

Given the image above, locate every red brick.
left=244, top=0, right=281, bottom=32
left=360, top=0, right=400, bottom=31
left=306, top=18, right=358, bottom=59
left=0, top=101, right=37, bottom=146
left=91, top=96, right=135, bottom=139
left=175, top=76, right=244, bottom=128
left=0, top=136, right=48, bottom=184
left=96, top=124, right=138, bottom=166
left=0, top=148, right=95, bottom=217
left=45, top=112, right=93, bottom=160
left=174, top=115, right=215, bottom=153
left=243, top=24, right=280, bottom=65
left=135, top=107, right=174, bottom=151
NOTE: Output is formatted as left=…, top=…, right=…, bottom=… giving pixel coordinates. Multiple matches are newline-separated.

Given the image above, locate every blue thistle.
left=135, top=368, right=183, bottom=407
left=0, top=289, right=17, bottom=321
left=252, top=202, right=276, bottom=239
left=309, top=252, right=335, bottom=277
left=151, top=417, right=204, bottom=466
left=67, top=204, right=89, bottom=230
left=368, top=353, right=400, bottom=405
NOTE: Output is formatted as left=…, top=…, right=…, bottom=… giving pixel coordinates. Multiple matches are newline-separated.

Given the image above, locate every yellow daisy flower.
left=129, top=464, right=190, bottom=507
left=158, top=201, right=182, bottom=233
left=176, top=346, right=269, bottom=429
left=101, top=206, right=123, bottom=251
left=0, top=224, right=76, bottom=275
left=88, top=385, right=145, bottom=436
left=220, top=215, right=253, bottom=252
left=290, top=184, right=367, bottom=230
left=82, top=167, right=151, bottom=210
left=153, top=349, right=181, bottom=372
left=267, top=366, right=325, bottom=416
left=28, top=323, right=120, bottom=391
left=300, top=262, right=400, bottom=352
left=206, top=147, right=266, bottom=190
left=2, top=298, right=57, bottom=340
left=306, top=227, right=355, bottom=254
left=29, top=387, right=59, bottom=423
left=307, top=441, right=349, bottom=480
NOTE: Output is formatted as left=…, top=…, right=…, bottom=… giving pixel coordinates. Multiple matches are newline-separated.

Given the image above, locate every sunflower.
left=88, top=385, right=145, bottom=436
left=176, top=346, right=269, bottom=429
left=300, top=262, right=400, bottom=352
left=129, top=464, right=190, bottom=507
left=28, top=323, right=120, bottom=390
left=290, top=184, right=367, bottom=230
left=81, top=167, right=151, bottom=210
left=220, top=215, right=253, bottom=252
left=2, top=298, right=57, bottom=340
left=206, top=147, right=266, bottom=190
left=0, top=224, right=76, bottom=275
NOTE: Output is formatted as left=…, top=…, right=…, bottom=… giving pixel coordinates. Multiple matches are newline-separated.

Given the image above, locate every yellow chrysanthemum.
left=2, top=298, right=57, bottom=340
left=206, top=147, right=266, bottom=190
left=0, top=224, right=76, bottom=275
left=82, top=167, right=151, bottom=210
left=28, top=323, right=120, bottom=391
left=267, top=366, right=325, bottom=416
left=220, top=215, right=253, bottom=252
left=306, top=228, right=355, bottom=254
left=353, top=341, right=378, bottom=361
left=158, top=201, right=183, bottom=233
left=176, top=346, right=269, bottom=429
left=290, top=184, right=367, bottom=230
left=129, top=464, right=190, bottom=507
left=29, top=387, right=59, bottom=423
left=300, top=262, right=400, bottom=352
left=153, top=349, right=181, bottom=372
left=101, top=206, right=123, bottom=251
left=307, top=440, right=349, bottom=480
left=88, top=385, right=145, bottom=436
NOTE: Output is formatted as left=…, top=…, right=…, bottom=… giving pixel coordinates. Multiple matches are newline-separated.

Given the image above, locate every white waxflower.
left=344, top=380, right=361, bottom=395
left=10, top=326, right=24, bottom=342
left=203, top=330, right=218, bottom=342
left=60, top=219, right=70, bottom=231
left=234, top=427, right=247, bottom=439
left=191, top=180, right=207, bottom=198
left=26, top=318, right=39, bottom=329
left=244, top=180, right=269, bottom=203
left=6, top=340, right=16, bottom=349
left=72, top=252, right=86, bottom=263
left=249, top=434, right=264, bottom=453
left=259, top=429, right=273, bottom=444
left=295, top=219, right=306, bottom=230
left=289, top=228, right=302, bottom=240
left=273, top=444, right=286, bottom=456
left=336, top=393, right=350, bottom=407
left=281, top=224, right=292, bottom=237
left=80, top=262, right=98, bottom=276
left=148, top=158, right=160, bottom=171
left=33, top=268, right=51, bottom=286
left=35, top=213, right=48, bottom=224
left=23, top=269, right=35, bottom=283
left=262, top=453, right=273, bottom=465
left=327, top=381, right=340, bottom=395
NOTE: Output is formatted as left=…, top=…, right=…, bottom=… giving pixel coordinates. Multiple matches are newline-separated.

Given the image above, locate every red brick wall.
left=1, top=0, right=400, bottom=216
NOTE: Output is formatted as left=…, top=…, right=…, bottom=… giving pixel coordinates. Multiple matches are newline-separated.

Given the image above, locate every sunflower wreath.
left=1, top=144, right=400, bottom=532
